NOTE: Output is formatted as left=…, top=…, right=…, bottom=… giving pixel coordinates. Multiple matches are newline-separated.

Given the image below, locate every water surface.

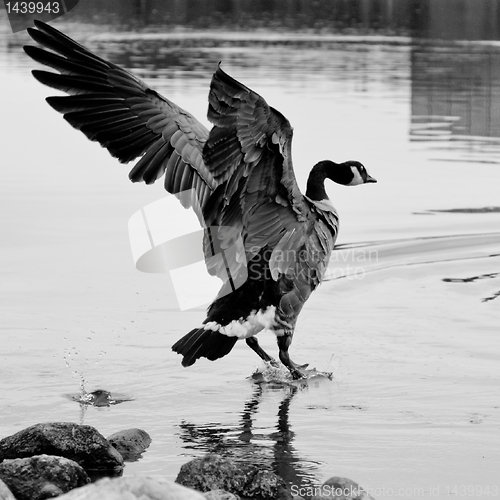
left=1, top=16, right=499, bottom=499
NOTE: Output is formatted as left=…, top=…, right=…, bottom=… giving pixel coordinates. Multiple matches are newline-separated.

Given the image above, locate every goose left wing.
left=202, top=66, right=324, bottom=283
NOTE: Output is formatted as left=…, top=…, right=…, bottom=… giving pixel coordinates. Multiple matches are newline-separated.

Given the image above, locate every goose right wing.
left=24, top=20, right=216, bottom=212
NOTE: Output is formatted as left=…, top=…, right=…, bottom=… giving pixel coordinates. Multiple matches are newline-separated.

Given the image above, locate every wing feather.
left=45, top=94, right=123, bottom=112
left=24, top=20, right=216, bottom=215
left=132, top=139, right=173, bottom=184
left=202, top=66, right=314, bottom=285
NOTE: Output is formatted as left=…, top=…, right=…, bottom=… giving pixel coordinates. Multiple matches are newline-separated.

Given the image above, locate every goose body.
left=25, top=21, right=376, bottom=379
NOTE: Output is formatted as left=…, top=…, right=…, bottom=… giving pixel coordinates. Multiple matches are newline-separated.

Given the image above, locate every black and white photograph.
left=1, top=1, right=499, bottom=499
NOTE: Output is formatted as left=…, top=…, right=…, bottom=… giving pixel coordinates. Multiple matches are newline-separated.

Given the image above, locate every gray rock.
left=312, top=477, right=375, bottom=500
left=203, top=489, right=240, bottom=500
left=176, top=454, right=291, bottom=499
left=0, top=454, right=89, bottom=500
left=107, top=428, right=151, bottom=462
left=0, top=478, right=16, bottom=500
left=0, top=422, right=124, bottom=472
left=55, top=476, right=206, bottom=499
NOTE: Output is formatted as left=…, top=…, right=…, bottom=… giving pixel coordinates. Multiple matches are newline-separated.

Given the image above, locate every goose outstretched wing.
left=24, top=21, right=338, bottom=298
left=202, top=66, right=337, bottom=289
left=24, top=20, right=216, bottom=213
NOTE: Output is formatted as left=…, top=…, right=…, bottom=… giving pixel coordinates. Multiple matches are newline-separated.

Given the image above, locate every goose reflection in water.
left=178, top=382, right=319, bottom=492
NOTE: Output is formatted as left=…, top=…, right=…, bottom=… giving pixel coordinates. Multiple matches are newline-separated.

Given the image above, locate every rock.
left=0, top=478, right=16, bottom=500
left=107, top=429, right=151, bottom=462
left=312, top=477, right=375, bottom=500
left=0, top=454, right=89, bottom=500
left=0, top=422, right=124, bottom=472
left=243, top=469, right=289, bottom=499
left=176, top=454, right=291, bottom=499
left=55, top=476, right=206, bottom=499
left=203, top=490, right=240, bottom=500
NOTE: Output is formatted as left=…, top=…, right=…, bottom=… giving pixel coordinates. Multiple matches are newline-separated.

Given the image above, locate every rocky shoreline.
left=0, top=422, right=374, bottom=500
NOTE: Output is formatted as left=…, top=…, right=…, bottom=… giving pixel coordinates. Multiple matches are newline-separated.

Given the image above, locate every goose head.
left=306, top=160, right=376, bottom=201
left=337, top=160, right=377, bottom=186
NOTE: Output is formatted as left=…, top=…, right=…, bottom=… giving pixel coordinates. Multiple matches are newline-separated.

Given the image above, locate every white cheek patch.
left=204, top=306, right=276, bottom=339
left=348, top=167, right=364, bottom=186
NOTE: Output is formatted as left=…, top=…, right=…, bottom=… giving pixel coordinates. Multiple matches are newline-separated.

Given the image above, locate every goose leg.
left=246, top=337, right=279, bottom=366
left=277, top=333, right=307, bottom=380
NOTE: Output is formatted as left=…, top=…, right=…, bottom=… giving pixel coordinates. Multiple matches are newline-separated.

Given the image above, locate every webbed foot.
left=290, top=365, right=333, bottom=380
left=277, top=332, right=332, bottom=381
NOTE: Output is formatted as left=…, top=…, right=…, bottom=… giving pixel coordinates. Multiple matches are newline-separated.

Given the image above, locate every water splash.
left=65, top=389, right=133, bottom=407
left=251, top=362, right=294, bottom=384
left=250, top=362, right=332, bottom=385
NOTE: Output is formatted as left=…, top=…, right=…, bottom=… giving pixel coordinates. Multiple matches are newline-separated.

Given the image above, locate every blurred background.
left=39, top=0, right=500, bottom=40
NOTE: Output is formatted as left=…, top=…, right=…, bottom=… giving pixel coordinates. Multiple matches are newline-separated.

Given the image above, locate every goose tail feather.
left=172, top=327, right=238, bottom=367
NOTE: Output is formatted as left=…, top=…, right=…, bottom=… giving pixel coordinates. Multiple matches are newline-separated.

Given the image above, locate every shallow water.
left=1, top=16, right=500, bottom=500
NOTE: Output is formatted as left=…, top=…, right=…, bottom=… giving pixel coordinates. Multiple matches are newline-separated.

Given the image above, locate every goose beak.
left=366, top=174, right=377, bottom=183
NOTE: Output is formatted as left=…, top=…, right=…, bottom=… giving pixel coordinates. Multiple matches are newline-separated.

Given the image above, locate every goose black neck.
left=306, top=161, right=336, bottom=201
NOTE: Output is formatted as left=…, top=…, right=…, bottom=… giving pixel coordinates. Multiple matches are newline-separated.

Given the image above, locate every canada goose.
left=24, top=21, right=376, bottom=380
